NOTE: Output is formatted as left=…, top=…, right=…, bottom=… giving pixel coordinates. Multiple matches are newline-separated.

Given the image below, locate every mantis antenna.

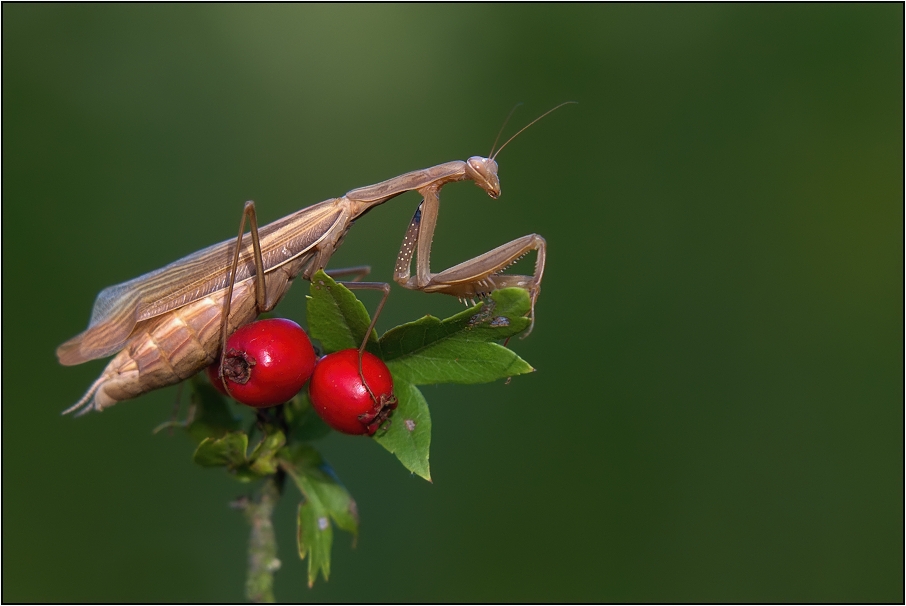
left=491, top=101, right=578, bottom=161
left=489, top=102, right=524, bottom=158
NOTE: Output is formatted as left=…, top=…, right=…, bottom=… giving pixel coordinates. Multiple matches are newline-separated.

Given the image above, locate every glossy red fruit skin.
left=309, top=349, right=396, bottom=436
left=208, top=318, right=316, bottom=408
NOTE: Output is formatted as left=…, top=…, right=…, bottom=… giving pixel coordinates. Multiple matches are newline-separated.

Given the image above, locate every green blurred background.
left=3, top=4, right=902, bottom=602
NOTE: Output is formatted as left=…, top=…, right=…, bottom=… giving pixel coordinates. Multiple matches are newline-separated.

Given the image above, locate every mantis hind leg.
left=216, top=201, right=267, bottom=392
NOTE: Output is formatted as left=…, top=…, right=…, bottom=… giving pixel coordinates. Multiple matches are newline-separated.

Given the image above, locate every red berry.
left=207, top=318, right=316, bottom=408
left=309, top=349, right=396, bottom=436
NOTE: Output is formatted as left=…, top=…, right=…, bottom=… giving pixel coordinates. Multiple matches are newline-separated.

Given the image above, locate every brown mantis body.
left=57, top=105, right=571, bottom=415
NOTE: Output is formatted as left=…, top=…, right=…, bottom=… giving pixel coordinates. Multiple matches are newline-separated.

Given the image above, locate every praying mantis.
left=57, top=103, right=573, bottom=415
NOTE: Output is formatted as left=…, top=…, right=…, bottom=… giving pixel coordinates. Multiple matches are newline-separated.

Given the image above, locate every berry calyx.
left=206, top=318, right=316, bottom=408
left=309, top=349, right=397, bottom=436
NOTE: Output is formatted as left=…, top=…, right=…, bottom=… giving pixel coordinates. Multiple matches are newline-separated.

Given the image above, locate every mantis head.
left=465, top=156, right=501, bottom=199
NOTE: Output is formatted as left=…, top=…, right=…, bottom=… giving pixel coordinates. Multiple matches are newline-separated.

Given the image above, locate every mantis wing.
left=57, top=202, right=344, bottom=365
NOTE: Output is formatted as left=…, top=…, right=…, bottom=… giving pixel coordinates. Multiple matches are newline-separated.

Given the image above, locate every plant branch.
left=236, top=477, right=281, bottom=603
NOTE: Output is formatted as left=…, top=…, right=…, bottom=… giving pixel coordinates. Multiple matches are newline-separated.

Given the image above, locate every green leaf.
left=297, top=499, right=333, bottom=588
left=280, top=445, right=359, bottom=536
left=249, top=429, right=286, bottom=476
left=379, top=288, right=535, bottom=385
left=279, top=444, right=360, bottom=586
left=193, top=428, right=287, bottom=482
left=380, top=288, right=532, bottom=360
left=307, top=270, right=380, bottom=355
left=193, top=431, right=248, bottom=468
left=386, top=341, right=533, bottom=386
left=372, top=381, right=431, bottom=481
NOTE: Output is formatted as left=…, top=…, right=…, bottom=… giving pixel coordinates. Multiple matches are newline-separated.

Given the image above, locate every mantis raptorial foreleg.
left=393, top=188, right=547, bottom=336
